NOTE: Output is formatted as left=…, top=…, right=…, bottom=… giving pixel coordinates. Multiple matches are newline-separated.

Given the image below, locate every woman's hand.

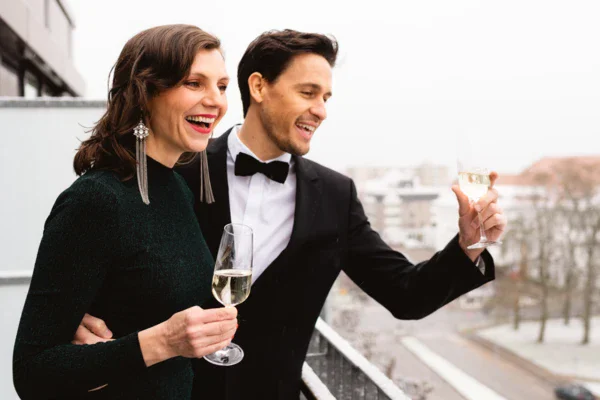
left=72, top=307, right=237, bottom=368
left=139, top=306, right=238, bottom=367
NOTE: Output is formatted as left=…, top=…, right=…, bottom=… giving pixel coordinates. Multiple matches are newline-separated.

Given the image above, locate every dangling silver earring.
left=198, top=149, right=215, bottom=204
left=133, top=119, right=150, bottom=205
left=198, top=130, right=214, bottom=204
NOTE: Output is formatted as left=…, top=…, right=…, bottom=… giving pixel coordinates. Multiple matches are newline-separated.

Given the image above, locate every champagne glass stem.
left=477, top=208, right=488, bottom=243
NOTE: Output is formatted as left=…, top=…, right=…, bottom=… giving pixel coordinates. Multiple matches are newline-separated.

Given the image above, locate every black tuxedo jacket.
left=176, top=128, right=495, bottom=399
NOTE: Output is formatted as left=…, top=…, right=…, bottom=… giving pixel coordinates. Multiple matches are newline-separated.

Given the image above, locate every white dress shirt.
left=227, top=125, right=296, bottom=283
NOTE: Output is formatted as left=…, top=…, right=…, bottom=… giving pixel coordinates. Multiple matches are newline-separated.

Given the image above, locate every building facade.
left=347, top=165, right=450, bottom=248
left=0, top=0, right=84, bottom=97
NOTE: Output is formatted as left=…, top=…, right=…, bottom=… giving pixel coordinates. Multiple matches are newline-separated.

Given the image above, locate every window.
left=0, top=62, right=19, bottom=96
left=24, top=71, right=39, bottom=98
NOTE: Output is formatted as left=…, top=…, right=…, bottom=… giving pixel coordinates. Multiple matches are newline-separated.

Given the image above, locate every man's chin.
left=276, top=138, right=309, bottom=157
left=290, top=143, right=310, bottom=157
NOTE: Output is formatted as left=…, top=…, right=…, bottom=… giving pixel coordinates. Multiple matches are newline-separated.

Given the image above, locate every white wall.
left=0, top=101, right=105, bottom=272
left=0, top=100, right=104, bottom=399
left=0, top=284, right=28, bottom=399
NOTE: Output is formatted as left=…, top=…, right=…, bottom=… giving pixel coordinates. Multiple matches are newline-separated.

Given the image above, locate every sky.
left=67, top=0, right=600, bottom=175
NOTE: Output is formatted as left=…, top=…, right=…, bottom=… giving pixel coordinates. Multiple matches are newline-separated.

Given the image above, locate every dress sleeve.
left=13, top=178, right=147, bottom=399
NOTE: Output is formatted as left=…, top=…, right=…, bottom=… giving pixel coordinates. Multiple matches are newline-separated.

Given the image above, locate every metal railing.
left=301, top=318, right=410, bottom=400
left=0, top=270, right=32, bottom=285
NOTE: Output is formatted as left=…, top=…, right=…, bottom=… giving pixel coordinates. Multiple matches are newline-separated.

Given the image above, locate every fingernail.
left=105, top=330, right=112, bottom=337
left=474, top=204, right=481, bottom=213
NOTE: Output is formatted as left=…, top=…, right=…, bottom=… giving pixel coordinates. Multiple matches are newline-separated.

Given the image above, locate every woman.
left=13, top=25, right=236, bottom=399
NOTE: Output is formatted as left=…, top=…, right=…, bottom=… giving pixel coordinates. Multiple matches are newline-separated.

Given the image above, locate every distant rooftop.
left=497, top=156, right=600, bottom=186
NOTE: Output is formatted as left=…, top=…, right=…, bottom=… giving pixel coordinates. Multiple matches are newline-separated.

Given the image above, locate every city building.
left=347, top=164, right=452, bottom=248
left=0, top=0, right=84, bottom=97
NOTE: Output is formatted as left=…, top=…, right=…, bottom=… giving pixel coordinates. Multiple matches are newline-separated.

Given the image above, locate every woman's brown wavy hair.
left=74, top=24, right=221, bottom=179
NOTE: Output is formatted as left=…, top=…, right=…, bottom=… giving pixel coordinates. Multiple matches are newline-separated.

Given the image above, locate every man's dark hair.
left=237, top=29, right=338, bottom=116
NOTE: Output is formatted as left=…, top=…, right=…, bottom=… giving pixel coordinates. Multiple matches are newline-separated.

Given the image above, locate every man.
left=76, top=30, right=506, bottom=399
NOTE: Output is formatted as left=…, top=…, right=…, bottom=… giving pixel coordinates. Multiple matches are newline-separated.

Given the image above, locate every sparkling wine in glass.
left=212, top=269, right=252, bottom=307
left=458, top=170, right=491, bottom=202
left=203, top=223, right=253, bottom=366
left=457, top=134, right=501, bottom=249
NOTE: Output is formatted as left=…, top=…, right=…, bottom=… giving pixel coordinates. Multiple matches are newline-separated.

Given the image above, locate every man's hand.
left=71, top=314, right=113, bottom=392
left=71, top=313, right=113, bottom=345
left=452, top=171, right=507, bottom=262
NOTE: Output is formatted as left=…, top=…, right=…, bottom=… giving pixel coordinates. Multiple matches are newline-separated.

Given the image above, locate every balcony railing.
left=301, top=318, right=410, bottom=400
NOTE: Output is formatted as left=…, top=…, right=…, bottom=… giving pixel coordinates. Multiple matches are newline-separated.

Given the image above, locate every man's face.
left=259, top=53, right=332, bottom=156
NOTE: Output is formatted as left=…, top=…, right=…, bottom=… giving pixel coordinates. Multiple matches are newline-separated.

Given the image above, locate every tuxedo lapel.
left=286, top=156, right=323, bottom=253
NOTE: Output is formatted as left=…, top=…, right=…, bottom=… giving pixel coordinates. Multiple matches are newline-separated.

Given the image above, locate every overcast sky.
left=67, top=0, right=600, bottom=175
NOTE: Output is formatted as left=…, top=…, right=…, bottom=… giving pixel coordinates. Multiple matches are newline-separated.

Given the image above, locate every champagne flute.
left=203, top=223, right=253, bottom=366
left=456, top=134, right=501, bottom=249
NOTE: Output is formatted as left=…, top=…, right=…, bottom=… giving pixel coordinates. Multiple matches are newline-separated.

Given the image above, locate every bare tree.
left=555, top=197, right=579, bottom=326
left=550, top=159, right=600, bottom=344
left=500, top=157, right=598, bottom=343
left=582, top=213, right=599, bottom=345
left=516, top=241, right=529, bottom=330
left=527, top=172, right=559, bottom=344
left=561, top=227, right=578, bottom=326
left=501, top=215, right=533, bottom=330
left=553, top=160, right=588, bottom=326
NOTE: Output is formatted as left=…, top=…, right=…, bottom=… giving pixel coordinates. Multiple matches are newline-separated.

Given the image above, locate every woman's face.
left=147, top=48, right=229, bottom=162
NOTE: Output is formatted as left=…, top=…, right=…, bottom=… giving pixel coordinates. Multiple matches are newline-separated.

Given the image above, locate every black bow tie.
left=234, top=152, right=289, bottom=184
